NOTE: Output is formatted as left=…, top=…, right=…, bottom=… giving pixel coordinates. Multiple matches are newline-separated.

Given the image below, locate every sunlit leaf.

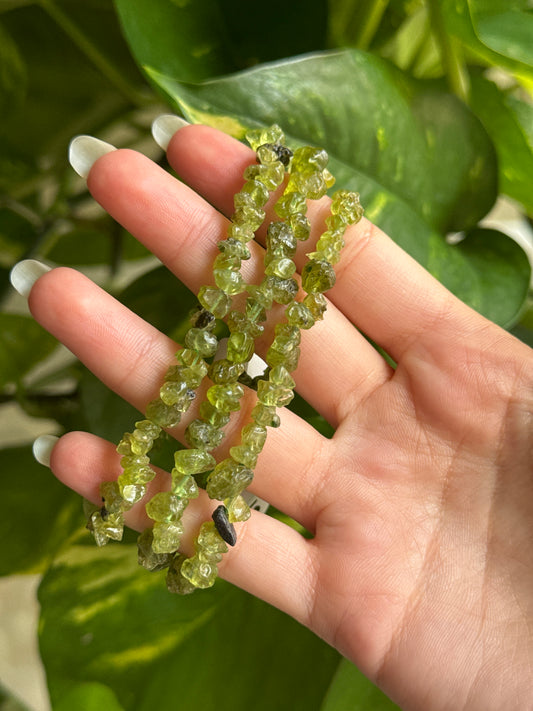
left=470, top=75, right=533, bottom=215
left=54, top=682, right=124, bottom=711
left=39, top=540, right=339, bottom=710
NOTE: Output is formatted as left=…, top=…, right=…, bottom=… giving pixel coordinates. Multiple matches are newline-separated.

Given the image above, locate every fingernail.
left=9, top=259, right=51, bottom=298
left=68, top=135, right=116, bottom=178
left=33, top=435, right=59, bottom=467
left=151, top=114, right=189, bottom=150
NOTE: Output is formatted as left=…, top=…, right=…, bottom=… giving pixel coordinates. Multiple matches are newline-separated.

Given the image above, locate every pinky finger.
left=45, top=431, right=317, bottom=625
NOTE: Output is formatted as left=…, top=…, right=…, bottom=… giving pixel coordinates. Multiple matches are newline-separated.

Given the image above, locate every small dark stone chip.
left=212, top=504, right=237, bottom=546
left=271, top=143, right=293, bottom=166
left=193, top=307, right=216, bottom=330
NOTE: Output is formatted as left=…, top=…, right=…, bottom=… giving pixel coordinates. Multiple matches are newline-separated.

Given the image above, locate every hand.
left=21, top=123, right=533, bottom=710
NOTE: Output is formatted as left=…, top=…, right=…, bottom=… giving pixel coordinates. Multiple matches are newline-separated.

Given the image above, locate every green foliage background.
left=0, top=1, right=532, bottom=709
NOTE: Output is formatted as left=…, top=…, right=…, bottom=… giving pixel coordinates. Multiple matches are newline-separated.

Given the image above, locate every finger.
left=29, top=268, right=329, bottom=527
left=166, top=124, right=472, bottom=362
left=50, top=431, right=317, bottom=626
left=85, top=146, right=390, bottom=425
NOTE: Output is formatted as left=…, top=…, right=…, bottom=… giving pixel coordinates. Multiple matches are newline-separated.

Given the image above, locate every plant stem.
left=426, top=0, right=470, bottom=102
left=39, top=0, right=147, bottom=107
left=356, top=0, right=390, bottom=50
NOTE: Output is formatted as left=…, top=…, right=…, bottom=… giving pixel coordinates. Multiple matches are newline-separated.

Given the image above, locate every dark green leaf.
left=0, top=446, right=82, bottom=576
left=441, top=0, right=533, bottom=79
left=113, top=0, right=328, bottom=86
left=55, top=682, right=124, bottom=711
left=113, top=0, right=235, bottom=84
left=144, top=50, right=529, bottom=325
left=468, top=0, right=533, bottom=68
left=0, top=314, right=58, bottom=390
left=147, top=49, right=497, bottom=234
left=320, top=658, right=400, bottom=711
left=0, top=206, right=38, bottom=268
left=118, top=264, right=198, bottom=339
left=39, top=540, right=339, bottom=711
left=469, top=76, right=533, bottom=216
left=44, top=228, right=116, bottom=266
left=0, top=20, right=26, bottom=117
left=454, top=228, right=531, bottom=328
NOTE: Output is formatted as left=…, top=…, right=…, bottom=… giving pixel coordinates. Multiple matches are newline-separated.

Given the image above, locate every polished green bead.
left=145, top=398, right=183, bottom=428
left=241, top=422, right=268, bottom=451
left=206, top=382, right=244, bottom=412
left=266, top=221, right=297, bottom=255
left=208, top=358, right=245, bottom=384
left=246, top=124, right=285, bottom=151
left=152, top=520, right=184, bottom=554
left=166, top=554, right=196, bottom=594
left=171, top=471, right=199, bottom=498
left=303, top=292, right=328, bottom=320
left=229, top=444, right=258, bottom=468
left=213, top=253, right=241, bottom=271
left=273, top=323, right=301, bottom=350
left=233, top=205, right=265, bottom=231
left=244, top=162, right=285, bottom=191
left=330, top=189, right=363, bottom=224
left=88, top=508, right=123, bottom=546
left=302, top=259, right=336, bottom=293
left=266, top=344, right=300, bottom=371
left=245, top=297, right=267, bottom=324
left=197, top=520, right=228, bottom=557
left=198, top=285, right=232, bottom=318
left=227, top=310, right=263, bottom=337
left=174, top=448, right=216, bottom=475
left=226, top=331, right=254, bottom=363
left=159, top=380, right=196, bottom=409
left=275, top=191, right=306, bottom=218
left=218, top=238, right=251, bottom=260
left=226, top=495, right=251, bottom=522
left=270, top=364, right=296, bottom=388
left=298, top=171, right=328, bottom=200
left=206, top=458, right=254, bottom=500
left=289, top=212, right=311, bottom=241
left=227, top=222, right=255, bottom=243
left=165, top=361, right=208, bottom=389
left=199, top=401, right=231, bottom=428
left=257, top=380, right=294, bottom=408
left=184, top=327, right=218, bottom=357
left=266, top=275, right=299, bottom=304
left=181, top=556, right=218, bottom=589
left=213, top=268, right=246, bottom=296
left=236, top=178, right=270, bottom=207
left=117, top=475, right=147, bottom=506
left=145, top=491, right=187, bottom=522
left=99, top=481, right=125, bottom=517
left=137, top=528, right=172, bottom=572
left=265, top=256, right=296, bottom=279
left=117, top=431, right=150, bottom=457
left=185, top=418, right=224, bottom=450
left=292, top=145, right=329, bottom=172
left=286, top=301, right=315, bottom=329
left=135, top=419, right=162, bottom=438
left=252, top=402, right=281, bottom=427
left=246, top=284, right=273, bottom=310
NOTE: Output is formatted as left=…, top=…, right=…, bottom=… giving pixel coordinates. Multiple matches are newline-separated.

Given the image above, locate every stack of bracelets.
left=84, top=124, right=364, bottom=594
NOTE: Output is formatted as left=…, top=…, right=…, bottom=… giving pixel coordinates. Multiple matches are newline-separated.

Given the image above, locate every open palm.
left=27, top=124, right=533, bottom=710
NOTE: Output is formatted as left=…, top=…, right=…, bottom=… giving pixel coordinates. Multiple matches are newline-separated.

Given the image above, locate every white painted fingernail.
left=68, top=135, right=116, bottom=178
left=9, top=259, right=51, bottom=298
left=151, top=114, right=189, bottom=150
left=33, top=435, right=59, bottom=467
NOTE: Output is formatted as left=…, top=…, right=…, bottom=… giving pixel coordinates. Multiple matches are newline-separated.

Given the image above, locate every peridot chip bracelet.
left=84, top=125, right=363, bottom=594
